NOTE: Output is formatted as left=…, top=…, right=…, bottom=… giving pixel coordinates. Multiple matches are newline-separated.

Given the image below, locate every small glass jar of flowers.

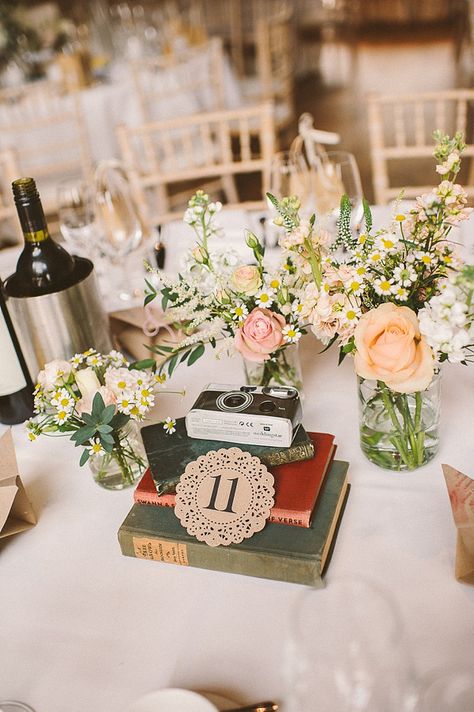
left=26, top=349, right=168, bottom=490
left=144, top=191, right=307, bottom=390
left=268, top=132, right=474, bottom=470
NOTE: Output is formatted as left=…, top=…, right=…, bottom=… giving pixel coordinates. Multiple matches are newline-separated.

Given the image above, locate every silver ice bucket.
left=6, top=257, right=112, bottom=380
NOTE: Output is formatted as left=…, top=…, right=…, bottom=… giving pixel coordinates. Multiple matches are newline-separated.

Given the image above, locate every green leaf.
left=129, top=358, right=156, bottom=371
left=100, top=432, right=114, bottom=445
left=102, top=404, right=116, bottom=424
left=81, top=413, right=96, bottom=426
left=179, top=350, right=191, bottom=364
left=265, top=192, right=279, bottom=208
left=92, top=391, right=106, bottom=418
left=318, top=334, right=338, bottom=354
left=144, top=293, right=156, bottom=306
left=71, top=425, right=96, bottom=445
left=96, top=423, right=113, bottom=434
left=168, top=353, right=179, bottom=377
left=79, top=449, right=90, bottom=466
left=110, top=413, right=129, bottom=430
left=188, top=343, right=205, bottom=366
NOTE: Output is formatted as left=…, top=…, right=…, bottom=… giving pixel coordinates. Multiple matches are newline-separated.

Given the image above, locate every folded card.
left=0, top=429, right=36, bottom=541
left=109, top=305, right=182, bottom=363
left=442, top=464, right=474, bottom=584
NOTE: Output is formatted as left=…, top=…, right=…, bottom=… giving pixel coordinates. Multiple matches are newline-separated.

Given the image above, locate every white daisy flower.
left=393, top=285, right=409, bottom=301
left=341, top=304, right=361, bottom=324
left=368, top=250, right=383, bottom=265
left=292, top=301, right=304, bottom=316
left=163, top=417, right=176, bottom=435
left=393, top=264, right=417, bottom=286
left=374, top=277, right=394, bottom=296
left=230, top=303, right=249, bottom=321
left=282, top=325, right=302, bottom=343
left=54, top=409, right=71, bottom=425
left=71, top=353, right=83, bottom=368
left=86, top=352, right=104, bottom=367
left=88, top=438, right=105, bottom=456
left=376, top=234, right=399, bottom=252
left=255, top=288, right=275, bottom=307
left=346, top=278, right=364, bottom=296
left=417, top=251, right=435, bottom=266
left=51, top=388, right=75, bottom=412
left=266, top=275, right=281, bottom=291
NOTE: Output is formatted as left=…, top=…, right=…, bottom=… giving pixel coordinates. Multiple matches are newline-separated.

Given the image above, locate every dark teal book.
left=140, top=418, right=315, bottom=494
left=118, top=460, right=350, bottom=586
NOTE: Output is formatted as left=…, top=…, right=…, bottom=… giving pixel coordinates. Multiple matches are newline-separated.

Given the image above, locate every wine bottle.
left=5, top=177, right=76, bottom=298
left=0, top=281, right=34, bottom=424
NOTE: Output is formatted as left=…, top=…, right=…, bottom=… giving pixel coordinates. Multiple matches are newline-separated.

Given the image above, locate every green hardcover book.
left=140, top=418, right=315, bottom=495
left=118, top=460, right=350, bottom=586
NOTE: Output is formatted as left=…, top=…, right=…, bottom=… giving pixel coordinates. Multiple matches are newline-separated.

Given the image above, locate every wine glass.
left=284, top=576, right=417, bottom=712
left=314, top=150, right=364, bottom=242
left=0, top=703, right=36, bottom=711
left=57, top=179, right=98, bottom=258
left=94, top=160, right=146, bottom=303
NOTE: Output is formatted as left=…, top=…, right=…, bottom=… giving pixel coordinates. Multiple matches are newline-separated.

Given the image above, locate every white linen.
left=0, top=208, right=474, bottom=711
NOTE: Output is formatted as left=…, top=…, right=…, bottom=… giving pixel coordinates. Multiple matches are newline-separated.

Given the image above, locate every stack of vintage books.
left=118, top=419, right=350, bottom=586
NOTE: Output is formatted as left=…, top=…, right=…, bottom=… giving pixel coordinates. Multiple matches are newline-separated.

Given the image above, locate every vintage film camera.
left=186, top=383, right=302, bottom=448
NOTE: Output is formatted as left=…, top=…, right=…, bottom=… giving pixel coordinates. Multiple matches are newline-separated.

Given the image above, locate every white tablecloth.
left=1, top=208, right=474, bottom=711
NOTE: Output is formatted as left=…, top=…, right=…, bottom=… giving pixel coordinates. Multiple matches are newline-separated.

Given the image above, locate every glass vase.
left=88, top=421, right=147, bottom=490
left=242, top=344, right=303, bottom=392
left=358, top=370, right=441, bottom=471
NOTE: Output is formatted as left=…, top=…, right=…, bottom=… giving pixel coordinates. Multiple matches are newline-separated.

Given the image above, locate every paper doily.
left=175, top=447, right=275, bottom=547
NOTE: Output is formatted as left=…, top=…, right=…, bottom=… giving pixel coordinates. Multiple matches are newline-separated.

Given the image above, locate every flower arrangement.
left=26, top=349, right=167, bottom=489
left=145, top=190, right=307, bottom=388
left=268, top=132, right=473, bottom=470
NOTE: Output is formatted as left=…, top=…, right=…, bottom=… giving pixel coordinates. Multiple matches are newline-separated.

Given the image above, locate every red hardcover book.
left=134, top=432, right=336, bottom=528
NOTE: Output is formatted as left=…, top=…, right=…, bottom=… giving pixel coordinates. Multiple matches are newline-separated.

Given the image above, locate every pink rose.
left=76, top=386, right=117, bottom=415
left=235, top=307, right=285, bottom=362
left=354, top=303, right=434, bottom=393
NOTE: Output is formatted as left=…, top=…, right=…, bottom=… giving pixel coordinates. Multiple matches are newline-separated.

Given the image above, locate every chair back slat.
left=117, top=104, right=275, bottom=223
left=368, top=89, right=474, bottom=204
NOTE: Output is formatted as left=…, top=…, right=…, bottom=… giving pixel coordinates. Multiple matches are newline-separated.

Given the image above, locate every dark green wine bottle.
left=5, top=177, right=76, bottom=298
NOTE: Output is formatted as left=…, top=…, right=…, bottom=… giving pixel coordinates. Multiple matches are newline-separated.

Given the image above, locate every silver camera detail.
left=185, top=383, right=302, bottom=448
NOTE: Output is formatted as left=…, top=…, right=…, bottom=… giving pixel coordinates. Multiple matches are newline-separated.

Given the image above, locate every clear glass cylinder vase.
left=358, top=370, right=441, bottom=471
left=88, top=420, right=147, bottom=490
left=242, top=344, right=303, bottom=392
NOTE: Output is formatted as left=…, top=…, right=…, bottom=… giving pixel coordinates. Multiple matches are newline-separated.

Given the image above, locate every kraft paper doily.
left=175, top=447, right=274, bottom=547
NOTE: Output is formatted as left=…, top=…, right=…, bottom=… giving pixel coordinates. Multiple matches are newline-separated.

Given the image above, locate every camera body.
left=186, top=383, right=302, bottom=448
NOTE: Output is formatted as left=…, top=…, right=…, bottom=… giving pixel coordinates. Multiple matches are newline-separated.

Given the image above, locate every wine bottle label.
left=0, top=311, right=27, bottom=396
left=23, top=229, right=49, bottom=243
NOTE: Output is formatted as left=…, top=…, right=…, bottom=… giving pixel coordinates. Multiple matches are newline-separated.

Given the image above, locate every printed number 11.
left=204, top=474, right=239, bottom=513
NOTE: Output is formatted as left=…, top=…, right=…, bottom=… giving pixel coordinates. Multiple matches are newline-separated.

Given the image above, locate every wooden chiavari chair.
left=0, top=81, right=93, bottom=220
left=131, top=37, right=226, bottom=123
left=116, top=103, right=275, bottom=224
left=368, top=89, right=474, bottom=204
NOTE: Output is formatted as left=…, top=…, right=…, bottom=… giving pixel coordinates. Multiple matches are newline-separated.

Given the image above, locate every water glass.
left=414, top=669, right=474, bottom=712
left=268, top=151, right=311, bottom=207
left=284, top=576, right=417, bottom=712
left=57, top=179, right=98, bottom=257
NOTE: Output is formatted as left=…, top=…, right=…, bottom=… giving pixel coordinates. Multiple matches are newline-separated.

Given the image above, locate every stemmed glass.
left=414, top=669, right=474, bottom=712
left=284, top=576, right=418, bottom=712
left=57, top=179, right=99, bottom=258
left=94, top=160, right=146, bottom=303
left=314, top=150, right=364, bottom=241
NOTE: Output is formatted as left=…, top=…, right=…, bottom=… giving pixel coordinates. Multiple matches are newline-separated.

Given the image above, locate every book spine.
left=134, top=493, right=311, bottom=528
left=118, top=529, right=323, bottom=586
left=261, top=441, right=314, bottom=467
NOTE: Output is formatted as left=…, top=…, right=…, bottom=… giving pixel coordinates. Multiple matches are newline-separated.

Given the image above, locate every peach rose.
left=235, top=307, right=285, bottom=362
left=354, top=303, right=434, bottom=393
left=230, top=265, right=261, bottom=295
left=76, top=386, right=117, bottom=415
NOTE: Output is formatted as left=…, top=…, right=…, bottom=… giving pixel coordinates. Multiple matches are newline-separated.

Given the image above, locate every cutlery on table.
left=225, top=702, right=278, bottom=712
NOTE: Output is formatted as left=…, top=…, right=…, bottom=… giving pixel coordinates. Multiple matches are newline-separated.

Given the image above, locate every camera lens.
left=226, top=394, right=247, bottom=408
left=259, top=400, right=276, bottom=413
left=216, top=390, right=253, bottom=412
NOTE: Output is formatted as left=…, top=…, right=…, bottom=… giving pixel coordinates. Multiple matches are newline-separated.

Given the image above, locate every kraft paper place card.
left=109, top=306, right=182, bottom=363
left=0, top=429, right=36, bottom=540
left=442, top=464, right=474, bottom=584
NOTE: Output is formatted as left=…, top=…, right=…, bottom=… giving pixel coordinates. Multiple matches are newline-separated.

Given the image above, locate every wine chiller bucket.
left=6, top=258, right=112, bottom=379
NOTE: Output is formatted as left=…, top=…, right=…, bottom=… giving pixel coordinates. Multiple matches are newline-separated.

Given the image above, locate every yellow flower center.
left=118, top=380, right=127, bottom=389
left=380, top=280, right=391, bottom=291
left=395, top=214, right=406, bottom=222
left=346, top=310, right=356, bottom=320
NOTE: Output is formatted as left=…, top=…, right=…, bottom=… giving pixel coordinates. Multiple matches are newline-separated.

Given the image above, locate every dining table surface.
left=1, top=206, right=474, bottom=711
